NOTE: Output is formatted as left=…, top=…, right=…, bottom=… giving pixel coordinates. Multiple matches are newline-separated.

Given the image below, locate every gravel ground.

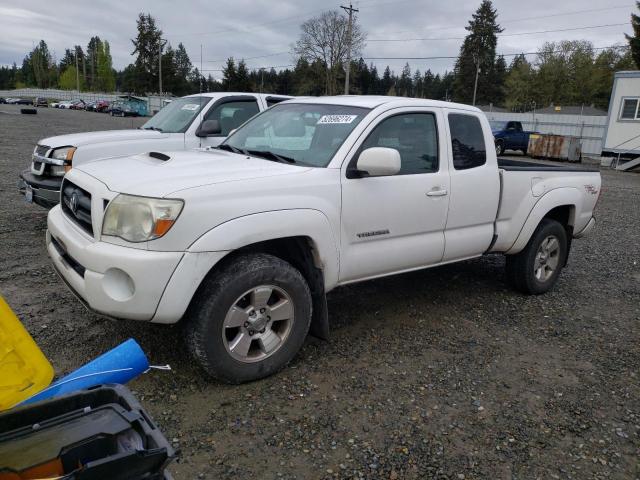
left=1, top=105, right=639, bottom=479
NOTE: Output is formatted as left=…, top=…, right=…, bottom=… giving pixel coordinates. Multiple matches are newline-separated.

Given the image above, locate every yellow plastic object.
left=0, top=296, right=54, bottom=410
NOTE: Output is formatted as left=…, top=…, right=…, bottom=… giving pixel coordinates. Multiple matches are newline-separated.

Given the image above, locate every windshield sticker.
left=317, top=114, right=358, bottom=125
left=181, top=104, right=201, bottom=111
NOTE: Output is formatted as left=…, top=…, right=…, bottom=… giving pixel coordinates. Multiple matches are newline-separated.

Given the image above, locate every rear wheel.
left=506, top=218, right=568, bottom=295
left=184, top=253, right=312, bottom=383
left=495, top=140, right=505, bottom=156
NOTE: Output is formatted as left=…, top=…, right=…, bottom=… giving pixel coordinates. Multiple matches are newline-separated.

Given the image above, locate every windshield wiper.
left=217, top=144, right=245, bottom=154
left=246, top=149, right=296, bottom=164
left=142, top=126, right=163, bottom=132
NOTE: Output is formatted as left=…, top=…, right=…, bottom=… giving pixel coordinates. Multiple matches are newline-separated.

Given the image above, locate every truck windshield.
left=141, top=96, right=211, bottom=133
left=490, top=121, right=507, bottom=130
left=222, top=103, right=370, bottom=167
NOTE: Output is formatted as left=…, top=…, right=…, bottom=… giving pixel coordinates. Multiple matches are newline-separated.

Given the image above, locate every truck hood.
left=39, top=129, right=167, bottom=148
left=75, top=149, right=312, bottom=197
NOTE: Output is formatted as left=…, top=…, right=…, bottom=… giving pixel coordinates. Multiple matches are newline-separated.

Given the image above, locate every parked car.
left=84, top=101, right=97, bottom=112
left=18, top=93, right=291, bottom=207
left=6, top=98, right=31, bottom=105
left=109, top=102, right=139, bottom=117
left=95, top=100, right=110, bottom=112
left=46, top=96, right=601, bottom=383
left=69, top=100, right=86, bottom=110
left=0, top=97, right=6, bottom=104
left=491, top=120, right=537, bottom=156
left=50, top=101, right=60, bottom=108
left=33, top=97, right=48, bottom=107
left=57, top=101, right=73, bottom=109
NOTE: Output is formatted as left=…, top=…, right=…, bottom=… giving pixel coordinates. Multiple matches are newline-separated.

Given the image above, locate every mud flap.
left=309, top=289, right=329, bottom=341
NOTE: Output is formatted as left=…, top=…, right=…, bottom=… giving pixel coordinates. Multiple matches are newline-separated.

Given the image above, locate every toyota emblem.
left=70, top=192, right=79, bottom=214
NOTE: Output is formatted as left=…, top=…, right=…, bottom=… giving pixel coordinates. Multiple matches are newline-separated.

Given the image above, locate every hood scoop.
left=148, top=151, right=171, bottom=161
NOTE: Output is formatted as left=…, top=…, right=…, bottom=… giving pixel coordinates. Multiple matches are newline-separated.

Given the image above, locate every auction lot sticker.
left=181, top=104, right=201, bottom=111
left=317, top=115, right=358, bottom=124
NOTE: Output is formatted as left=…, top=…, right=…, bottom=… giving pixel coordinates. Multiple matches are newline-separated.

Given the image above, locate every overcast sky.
left=1, top=0, right=635, bottom=78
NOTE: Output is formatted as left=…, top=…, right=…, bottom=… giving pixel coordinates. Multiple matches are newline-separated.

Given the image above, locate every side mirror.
left=197, top=119, right=222, bottom=137
left=356, top=147, right=401, bottom=177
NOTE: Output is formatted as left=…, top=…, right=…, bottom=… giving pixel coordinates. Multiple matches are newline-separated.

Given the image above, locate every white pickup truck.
left=18, top=92, right=291, bottom=207
left=46, top=96, right=601, bottom=383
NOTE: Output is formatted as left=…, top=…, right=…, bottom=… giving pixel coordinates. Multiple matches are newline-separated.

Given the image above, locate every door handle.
left=426, top=188, right=448, bottom=197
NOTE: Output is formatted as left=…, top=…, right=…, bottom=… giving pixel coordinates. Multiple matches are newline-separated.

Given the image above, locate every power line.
left=167, top=5, right=341, bottom=38
left=362, top=44, right=629, bottom=61
left=373, top=4, right=634, bottom=37
left=196, top=44, right=629, bottom=74
left=368, top=23, right=629, bottom=42
left=205, top=51, right=290, bottom=64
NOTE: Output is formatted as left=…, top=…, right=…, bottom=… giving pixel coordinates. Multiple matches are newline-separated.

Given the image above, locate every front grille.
left=61, top=179, right=93, bottom=236
left=35, top=144, right=49, bottom=157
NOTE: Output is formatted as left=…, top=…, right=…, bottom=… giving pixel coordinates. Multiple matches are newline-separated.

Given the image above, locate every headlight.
left=102, top=194, right=184, bottom=243
left=51, top=146, right=76, bottom=173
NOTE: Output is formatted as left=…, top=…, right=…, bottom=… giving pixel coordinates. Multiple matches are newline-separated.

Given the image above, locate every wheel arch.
left=507, top=188, right=581, bottom=255
left=167, top=209, right=338, bottom=338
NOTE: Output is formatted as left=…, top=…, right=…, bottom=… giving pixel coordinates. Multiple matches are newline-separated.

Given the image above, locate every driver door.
left=339, top=108, right=450, bottom=283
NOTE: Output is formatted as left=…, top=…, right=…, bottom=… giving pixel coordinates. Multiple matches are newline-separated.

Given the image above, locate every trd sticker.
left=317, top=115, right=358, bottom=124
left=584, top=184, right=599, bottom=195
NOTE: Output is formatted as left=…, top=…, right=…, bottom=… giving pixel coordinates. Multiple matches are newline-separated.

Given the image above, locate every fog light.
left=102, top=268, right=135, bottom=301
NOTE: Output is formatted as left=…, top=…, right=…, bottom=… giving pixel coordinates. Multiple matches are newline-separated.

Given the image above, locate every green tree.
left=86, top=36, right=103, bottom=90
left=59, top=66, right=81, bottom=90
left=504, top=54, right=535, bottom=110
left=627, top=2, right=640, bottom=68
left=236, top=60, right=252, bottom=91
left=452, top=0, right=503, bottom=104
left=131, top=13, right=163, bottom=93
left=222, top=58, right=237, bottom=90
left=96, top=41, right=116, bottom=92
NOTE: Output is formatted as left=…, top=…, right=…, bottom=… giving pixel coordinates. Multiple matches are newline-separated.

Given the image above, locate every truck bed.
left=498, top=158, right=599, bottom=173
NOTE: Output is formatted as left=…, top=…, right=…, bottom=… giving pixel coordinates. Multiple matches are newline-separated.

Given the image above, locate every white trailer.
left=602, top=71, right=640, bottom=170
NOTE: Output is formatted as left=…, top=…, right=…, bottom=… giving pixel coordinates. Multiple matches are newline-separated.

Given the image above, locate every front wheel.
left=506, top=218, right=568, bottom=295
left=184, top=253, right=312, bottom=383
left=495, top=140, right=505, bottom=156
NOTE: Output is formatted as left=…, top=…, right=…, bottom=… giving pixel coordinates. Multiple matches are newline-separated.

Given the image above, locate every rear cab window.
left=448, top=113, right=487, bottom=170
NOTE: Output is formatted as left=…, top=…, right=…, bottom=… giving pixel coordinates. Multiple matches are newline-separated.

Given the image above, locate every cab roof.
left=282, top=95, right=482, bottom=112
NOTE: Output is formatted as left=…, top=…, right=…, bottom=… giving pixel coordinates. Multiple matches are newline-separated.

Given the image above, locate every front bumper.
left=18, top=170, right=61, bottom=208
left=47, top=205, right=229, bottom=323
left=47, top=205, right=184, bottom=321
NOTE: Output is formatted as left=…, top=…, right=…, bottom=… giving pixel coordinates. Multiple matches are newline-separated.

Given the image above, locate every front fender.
left=506, top=187, right=582, bottom=254
left=187, top=209, right=340, bottom=290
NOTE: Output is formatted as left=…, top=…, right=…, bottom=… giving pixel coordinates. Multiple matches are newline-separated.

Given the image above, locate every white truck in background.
left=18, top=93, right=291, bottom=207
left=46, top=96, right=601, bottom=383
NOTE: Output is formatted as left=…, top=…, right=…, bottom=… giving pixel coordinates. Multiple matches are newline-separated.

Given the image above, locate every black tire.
left=495, top=140, right=505, bottom=156
left=184, top=253, right=312, bottom=383
left=506, top=218, right=568, bottom=295
left=20, top=108, right=37, bottom=115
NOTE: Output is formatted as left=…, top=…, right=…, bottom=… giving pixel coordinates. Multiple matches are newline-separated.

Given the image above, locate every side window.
left=448, top=114, right=487, bottom=170
left=205, top=100, right=260, bottom=135
left=359, top=113, right=439, bottom=175
left=266, top=96, right=289, bottom=107
left=620, top=98, right=639, bottom=120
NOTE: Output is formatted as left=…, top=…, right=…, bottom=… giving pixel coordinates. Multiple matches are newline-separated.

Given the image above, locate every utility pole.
left=75, top=49, right=80, bottom=93
left=341, top=3, right=358, bottom=95
left=472, top=51, right=480, bottom=106
left=158, top=40, right=164, bottom=98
